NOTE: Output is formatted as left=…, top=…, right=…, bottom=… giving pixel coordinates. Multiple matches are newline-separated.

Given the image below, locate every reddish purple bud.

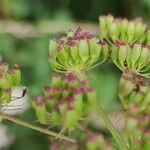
left=44, top=85, right=51, bottom=92
left=55, top=38, right=65, bottom=51
left=13, top=64, right=20, bottom=70
left=36, top=96, right=45, bottom=106
left=64, top=73, right=76, bottom=82
left=8, top=68, right=15, bottom=74
left=0, top=69, right=3, bottom=78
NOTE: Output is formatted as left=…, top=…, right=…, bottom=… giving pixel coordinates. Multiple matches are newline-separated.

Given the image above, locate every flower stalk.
left=0, top=111, right=76, bottom=143
left=95, top=100, right=128, bottom=150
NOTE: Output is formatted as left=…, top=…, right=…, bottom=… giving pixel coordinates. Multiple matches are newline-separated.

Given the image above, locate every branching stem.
left=95, top=100, right=128, bottom=150
left=0, top=111, right=76, bottom=143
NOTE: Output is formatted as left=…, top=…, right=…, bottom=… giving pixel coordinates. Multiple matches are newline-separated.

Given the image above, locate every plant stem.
left=0, top=111, right=76, bottom=143
left=95, top=101, right=128, bottom=150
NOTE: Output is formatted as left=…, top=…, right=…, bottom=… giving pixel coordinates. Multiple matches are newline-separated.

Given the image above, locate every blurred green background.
left=0, top=0, right=149, bottom=150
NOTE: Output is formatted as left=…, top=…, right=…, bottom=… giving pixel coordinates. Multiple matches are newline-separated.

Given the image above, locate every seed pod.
left=119, top=69, right=150, bottom=109
left=0, top=69, right=10, bottom=88
left=33, top=96, right=47, bottom=124
left=146, top=30, right=150, bottom=45
left=65, top=108, right=78, bottom=129
left=127, top=21, right=136, bottom=41
left=112, top=41, right=150, bottom=77
left=130, top=43, right=142, bottom=69
left=49, top=40, right=58, bottom=59
left=86, top=132, right=105, bottom=150
left=88, top=38, right=101, bottom=64
left=118, top=42, right=129, bottom=68
left=99, top=15, right=147, bottom=43
left=58, top=98, right=67, bottom=115
left=1, top=88, right=11, bottom=103
left=70, top=45, right=79, bottom=62
left=120, top=19, right=128, bottom=37
left=137, top=46, right=149, bottom=68
left=11, top=64, right=21, bottom=86
left=111, top=44, right=119, bottom=66
left=134, top=20, right=146, bottom=40
left=51, top=111, right=61, bottom=125
left=99, top=15, right=113, bottom=40
left=46, top=95, right=55, bottom=109
left=51, top=73, right=64, bottom=87
left=109, top=22, right=118, bottom=41
left=142, top=89, right=150, bottom=108
left=100, top=40, right=109, bottom=62
left=73, top=90, right=83, bottom=116
left=0, top=63, right=21, bottom=89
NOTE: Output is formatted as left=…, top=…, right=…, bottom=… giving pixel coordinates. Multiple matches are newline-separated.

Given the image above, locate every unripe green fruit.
left=111, top=42, right=150, bottom=77
left=118, top=69, right=150, bottom=109
left=99, top=15, right=147, bottom=43
left=65, top=109, right=78, bottom=129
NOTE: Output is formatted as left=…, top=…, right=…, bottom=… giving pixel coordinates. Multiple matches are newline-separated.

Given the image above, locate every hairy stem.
left=0, top=111, right=76, bottom=143
left=95, top=100, right=128, bottom=150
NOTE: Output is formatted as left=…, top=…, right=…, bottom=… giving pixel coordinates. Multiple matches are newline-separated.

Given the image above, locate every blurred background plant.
left=0, top=0, right=149, bottom=150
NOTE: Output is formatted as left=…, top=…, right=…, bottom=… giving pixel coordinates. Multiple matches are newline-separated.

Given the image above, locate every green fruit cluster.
left=111, top=42, right=150, bottom=77
left=123, top=103, right=150, bottom=149
left=118, top=68, right=150, bottom=109
left=0, top=62, right=21, bottom=104
left=49, top=27, right=109, bottom=75
left=32, top=73, right=96, bottom=130
left=99, top=15, right=148, bottom=43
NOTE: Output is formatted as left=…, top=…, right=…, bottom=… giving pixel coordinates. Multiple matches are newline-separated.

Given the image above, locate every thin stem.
left=0, top=111, right=76, bottom=143
left=95, top=100, right=128, bottom=150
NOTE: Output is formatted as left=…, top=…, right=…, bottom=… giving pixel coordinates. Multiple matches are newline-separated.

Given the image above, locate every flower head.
left=118, top=69, right=149, bottom=109
left=0, top=62, right=21, bottom=104
left=32, top=73, right=96, bottom=130
left=99, top=15, right=147, bottom=43
left=49, top=27, right=109, bottom=76
left=111, top=42, right=150, bottom=77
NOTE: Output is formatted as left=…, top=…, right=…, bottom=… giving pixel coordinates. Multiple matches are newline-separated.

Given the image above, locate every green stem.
left=95, top=100, right=128, bottom=150
left=0, top=111, right=76, bottom=143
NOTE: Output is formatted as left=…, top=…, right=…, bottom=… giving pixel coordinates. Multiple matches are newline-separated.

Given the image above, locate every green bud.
left=51, top=73, right=63, bottom=87
left=49, top=40, right=58, bottom=59
left=138, top=46, right=149, bottom=68
left=0, top=63, right=21, bottom=89
left=99, top=15, right=109, bottom=39
left=2, top=88, right=11, bottom=103
left=111, top=44, right=119, bottom=66
left=142, top=89, right=150, bottom=108
left=78, top=40, right=90, bottom=67
left=0, top=72, right=10, bottom=89
left=130, top=43, right=142, bottom=69
left=36, top=105, right=47, bottom=124
left=109, top=22, right=118, bottom=41
left=100, top=41, right=109, bottom=62
left=118, top=43, right=129, bottom=68
left=51, top=111, right=61, bottom=125
left=66, top=109, right=78, bottom=129
left=88, top=38, right=101, bottom=64
left=134, top=21, right=146, bottom=40
left=86, top=133, right=105, bottom=150
left=32, top=96, right=47, bottom=124
left=73, top=93, right=83, bottom=116
left=127, top=21, right=135, bottom=41
left=129, top=91, right=144, bottom=103
left=11, top=64, right=21, bottom=86
left=59, top=99, right=67, bottom=115
left=120, top=19, right=128, bottom=37
left=69, top=45, right=79, bottom=62
left=146, top=30, right=150, bottom=45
